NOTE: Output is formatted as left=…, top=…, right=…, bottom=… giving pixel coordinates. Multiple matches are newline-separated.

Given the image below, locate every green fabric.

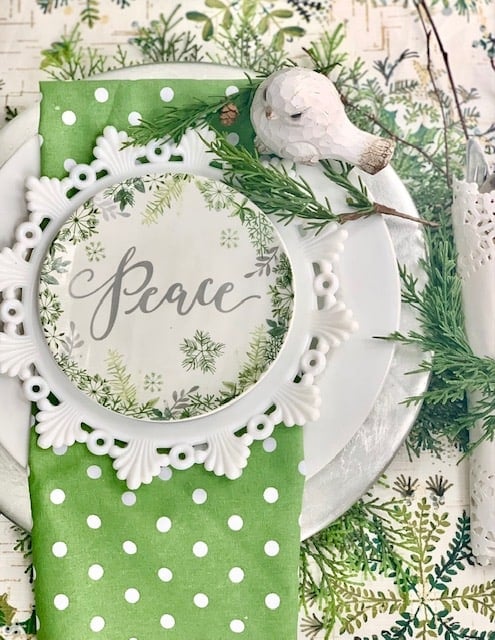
left=38, top=79, right=255, bottom=178
left=28, top=78, right=305, bottom=639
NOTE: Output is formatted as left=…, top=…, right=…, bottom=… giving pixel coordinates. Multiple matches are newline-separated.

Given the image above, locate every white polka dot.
left=54, top=594, right=69, bottom=610
left=50, top=489, right=66, bottom=505
left=88, top=564, right=104, bottom=581
left=62, top=110, right=76, bottom=125
left=156, top=516, right=172, bottom=533
left=229, top=567, right=244, bottom=583
left=226, top=132, right=240, bottom=145
left=87, top=465, right=102, bottom=479
left=52, top=541, right=67, bottom=558
left=128, top=111, right=142, bottom=126
left=230, top=619, right=245, bottom=633
left=158, top=567, right=173, bottom=582
left=225, top=85, right=239, bottom=96
left=94, top=87, right=109, bottom=103
left=90, top=616, right=105, bottom=632
left=53, top=446, right=67, bottom=455
left=193, top=541, right=208, bottom=558
left=193, top=593, right=209, bottom=608
left=125, top=588, right=140, bottom=604
left=264, top=540, right=280, bottom=557
left=192, top=488, right=207, bottom=504
left=228, top=515, right=244, bottom=531
left=123, top=540, right=137, bottom=555
left=122, top=491, right=136, bottom=506
left=264, top=487, right=279, bottom=504
left=298, top=460, right=307, bottom=476
left=263, top=437, right=277, bottom=452
left=160, top=87, right=175, bottom=102
left=160, top=614, right=175, bottom=629
left=87, top=514, right=101, bottom=529
left=159, top=467, right=173, bottom=481
left=35, top=615, right=40, bottom=631
left=265, top=593, right=281, bottom=609
left=63, top=158, right=76, bottom=172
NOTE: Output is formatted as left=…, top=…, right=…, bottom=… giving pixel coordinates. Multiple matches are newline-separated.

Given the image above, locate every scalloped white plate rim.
left=0, top=63, right=428, bottom=538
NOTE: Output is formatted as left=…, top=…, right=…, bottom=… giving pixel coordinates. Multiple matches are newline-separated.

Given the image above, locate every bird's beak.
left=265, top=107, right=276, bottom=120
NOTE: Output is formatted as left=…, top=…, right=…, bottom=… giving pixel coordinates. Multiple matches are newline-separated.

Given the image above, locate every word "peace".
left=69, top=246, right=261, bottom=340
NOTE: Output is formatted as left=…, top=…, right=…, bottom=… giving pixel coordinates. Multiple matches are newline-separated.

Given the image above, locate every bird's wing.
left=281, top=141, right=320, bottom=164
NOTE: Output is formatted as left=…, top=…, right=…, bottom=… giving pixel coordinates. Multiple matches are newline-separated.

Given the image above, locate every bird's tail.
left=356, top=131, right=395, bottom=175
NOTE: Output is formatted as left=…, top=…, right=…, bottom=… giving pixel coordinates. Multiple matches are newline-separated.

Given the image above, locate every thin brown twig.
left=341, top=95, right=448, bottom=179
left=340, top=203, right=439, bottom=227
left=415, top=0, right=469, bottom=140
left=415, top=4, right=452, bottom=185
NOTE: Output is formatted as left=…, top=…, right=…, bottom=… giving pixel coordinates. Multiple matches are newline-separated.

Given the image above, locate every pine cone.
left=220, top=102, right=239, bottom=126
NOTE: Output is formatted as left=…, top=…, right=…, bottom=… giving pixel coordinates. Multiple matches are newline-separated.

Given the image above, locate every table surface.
left=0, top=2, right=494, bottom=639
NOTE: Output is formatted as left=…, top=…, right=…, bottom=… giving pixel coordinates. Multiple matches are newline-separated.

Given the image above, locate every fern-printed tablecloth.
left=0, top=1, right=494, bottom=639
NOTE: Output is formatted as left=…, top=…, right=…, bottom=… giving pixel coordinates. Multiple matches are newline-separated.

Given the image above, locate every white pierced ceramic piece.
left=452, top=178, right=495, bottom=565
left=0, top=125, right=356, bottom=489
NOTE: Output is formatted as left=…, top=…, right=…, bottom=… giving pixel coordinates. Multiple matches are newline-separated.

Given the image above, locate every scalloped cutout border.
left=0, top=125, right=357, bottom=488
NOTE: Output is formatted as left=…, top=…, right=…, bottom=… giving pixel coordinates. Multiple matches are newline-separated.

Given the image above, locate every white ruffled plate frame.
left=0, top=123, right=355, bottom=489
left=0, top=63, right=429, bottom=537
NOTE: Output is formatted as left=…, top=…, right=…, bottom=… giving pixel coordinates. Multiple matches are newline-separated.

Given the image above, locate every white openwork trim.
left=0, top=125, right=357, bottom=488
left=452, top=178, right=495, bottom=278
left=470, top=459, right=495, bottom=565
left=452, top=179, right=495, bottom=564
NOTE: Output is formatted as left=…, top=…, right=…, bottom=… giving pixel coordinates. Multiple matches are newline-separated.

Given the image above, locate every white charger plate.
left=0, top=63, right=427, bottom=536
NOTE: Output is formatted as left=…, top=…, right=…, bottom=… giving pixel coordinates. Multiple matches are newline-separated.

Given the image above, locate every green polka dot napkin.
left=28, top=78, right=305, bottom=639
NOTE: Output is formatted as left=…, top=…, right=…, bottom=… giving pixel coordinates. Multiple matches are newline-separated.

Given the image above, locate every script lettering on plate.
left=69, top=246, right=261, bottom=341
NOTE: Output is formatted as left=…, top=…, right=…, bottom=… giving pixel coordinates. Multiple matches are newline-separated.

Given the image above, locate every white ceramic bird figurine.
left=250, top=67, right=395, bottom=174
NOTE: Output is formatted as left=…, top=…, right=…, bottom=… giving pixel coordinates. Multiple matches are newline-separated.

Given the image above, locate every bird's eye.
left=263, top=87, right=267, bottom=101
left=290, top=112, right=302, bottom=120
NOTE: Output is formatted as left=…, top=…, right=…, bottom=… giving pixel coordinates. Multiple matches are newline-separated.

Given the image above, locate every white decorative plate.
left=0, top=63, right=428, bottom=536
left=3, top=122, right=357, bottom=487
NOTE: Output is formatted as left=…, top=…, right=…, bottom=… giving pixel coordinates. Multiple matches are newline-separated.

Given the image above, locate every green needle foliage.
left=127, top=82, right=258, bottom=146
left=391, top=249, right=495, bottom=450
left=210, top=137, right=339, bottom=231
left=210, top=136, right=419, bottom=231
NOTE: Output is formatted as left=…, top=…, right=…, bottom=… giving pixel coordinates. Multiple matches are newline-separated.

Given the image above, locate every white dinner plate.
left=0, top=64, right=428, bottom=536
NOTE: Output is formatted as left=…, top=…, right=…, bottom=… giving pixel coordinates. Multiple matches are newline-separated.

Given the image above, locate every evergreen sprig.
left=215, top=139, right=434, bottom=230
left=127, top=83, right=258, bottom=146
left=211, top=137, right=340, bottom=231
left=388, top=226, right=495, bottom=450
left=128, top=99, right=226, bottom=145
